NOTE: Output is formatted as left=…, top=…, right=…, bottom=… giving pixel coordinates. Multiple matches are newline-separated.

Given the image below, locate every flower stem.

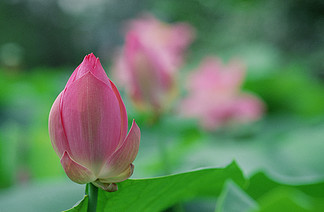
left=157, top=134, right=171, bottom=174
left=87, top=183, right=98, bottom=212
left=151, top=114, right=171, bottom=174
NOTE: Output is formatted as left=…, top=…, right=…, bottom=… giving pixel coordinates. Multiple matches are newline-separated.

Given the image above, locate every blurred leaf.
left=180, top=118, right=324, bottom=182
left=245, top=65, right=324, bottom=117
left=247, top=172, right=324, bottom=211
left=216, top=180, right=258, bottom=212
left=255, top=187, right=313, bottom=212
left=247, top=172, right=324, bottom=200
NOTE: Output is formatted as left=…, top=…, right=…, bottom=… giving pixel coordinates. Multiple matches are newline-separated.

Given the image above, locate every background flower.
left=180, top=57, right=264, bottom=130
left=113, top=14, right=194, bottom=114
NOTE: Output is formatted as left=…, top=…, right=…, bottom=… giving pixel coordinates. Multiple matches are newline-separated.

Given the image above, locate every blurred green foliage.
left=245, top=63, right=324, bottom=117
left=0, top=68, right=67, bottom=188
left=1, top=0, right=324, bottom=74
left=1, top=0, right=324, bottom=211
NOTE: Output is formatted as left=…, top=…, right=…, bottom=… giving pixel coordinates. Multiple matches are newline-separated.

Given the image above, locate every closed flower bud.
left=113, top=14, right=194, bottom=114
left=48, top=53, right=140, bottom=191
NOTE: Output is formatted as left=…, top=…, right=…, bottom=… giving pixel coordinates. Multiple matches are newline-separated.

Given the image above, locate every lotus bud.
left=48, top=53, right=140, bottom=191
left=113, top=14, right=194, bottom=114
left=180, top=57, right=264, bottom=130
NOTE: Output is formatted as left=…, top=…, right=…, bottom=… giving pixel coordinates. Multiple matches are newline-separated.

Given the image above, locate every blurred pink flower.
left=48, top=53, right=140, bottom=191
left=180, top=57, right=264, bottom=130
left=113, top=14, right=194, bottom=114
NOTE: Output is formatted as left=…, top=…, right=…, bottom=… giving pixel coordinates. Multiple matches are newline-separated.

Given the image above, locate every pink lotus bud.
left=48, top=53, right=140, bottom=191
left=113, top=14, right=194, bottom=113
left=179, top=57, right=264, bottom=130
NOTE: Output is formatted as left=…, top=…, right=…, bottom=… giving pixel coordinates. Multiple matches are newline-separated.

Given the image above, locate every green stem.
left=157, top=134, right=171, bottom=174
left=151, top=114, right=171, bottom=174
left=87, top=183, right=98, bottom=212
left=152, top=114, right=183, bottom=212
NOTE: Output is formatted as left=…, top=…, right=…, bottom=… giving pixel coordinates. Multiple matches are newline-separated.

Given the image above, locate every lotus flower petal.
left=109, top=80, right=128, bottom=143
left=79, top=54, right=111, bottom=86
left=48, top=92, right=70, bottom=157
left=232, top=93, right=264, bottom=122
left=61, top=72, right=121, bottom=172
left=98, top=120, right=140, bottom=181
left=60, top=151, right=96, bottom=184
left=99, top=164, right=134, bottom=184
left=180, top=57, right=264, bottom=130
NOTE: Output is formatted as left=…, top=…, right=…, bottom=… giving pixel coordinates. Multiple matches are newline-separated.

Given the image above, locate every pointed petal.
left=109, top=79, right=128, bottom=144
left=48, top=92, right=70, bottom=157
left=61, top=72, right=121, bottom=172
left=232, top=93, right=264, bottom=122
left=74, top=53, right=111, bottom=87
left=60, top=151, right=96, bottom=184
left=170, top=23, right=194, bottom=56
left=98, top=121, right=140, bottom=179
left=99, top=164, right=134, bottom=184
